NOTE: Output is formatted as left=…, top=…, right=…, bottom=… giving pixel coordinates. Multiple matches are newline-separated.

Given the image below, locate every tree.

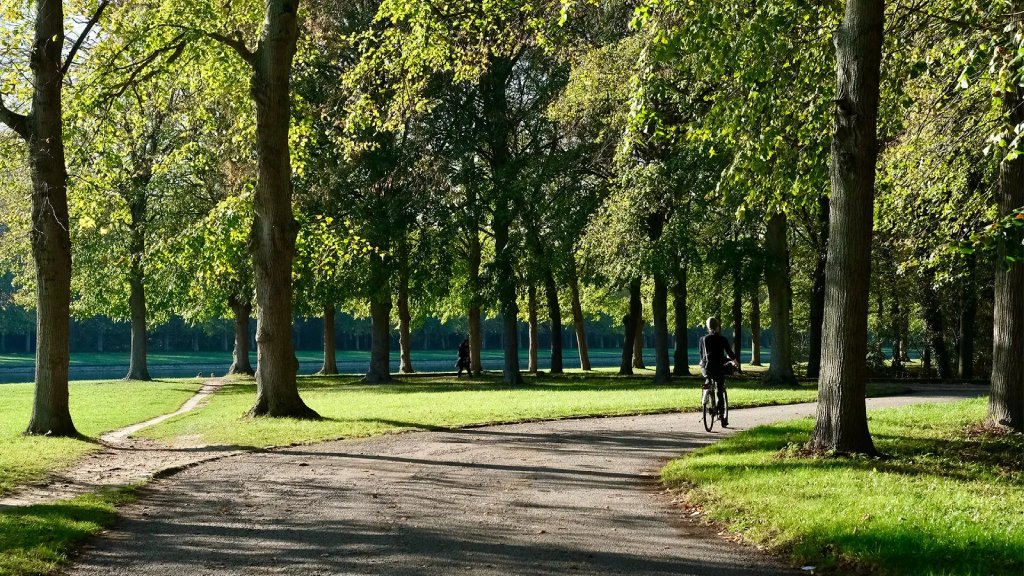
left=807, top=0, right=885, bottom=454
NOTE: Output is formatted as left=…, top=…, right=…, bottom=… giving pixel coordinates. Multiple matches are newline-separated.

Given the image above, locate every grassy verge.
left=0, top=487, right=135, bottom=576
left=0, top=379, right=203, bottom=497
left=140, top=373, right=899, bottom=448
left=661, top=398, right=1024, bottom=575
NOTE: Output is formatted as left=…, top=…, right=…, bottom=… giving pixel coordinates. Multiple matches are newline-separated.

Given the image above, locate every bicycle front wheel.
left=702, top=389, right=714, bottom=432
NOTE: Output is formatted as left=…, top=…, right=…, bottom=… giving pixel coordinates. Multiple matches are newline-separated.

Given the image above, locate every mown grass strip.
left=661, top=398, right=1024, bottom=576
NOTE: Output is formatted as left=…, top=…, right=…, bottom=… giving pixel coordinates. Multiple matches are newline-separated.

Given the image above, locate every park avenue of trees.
left=0, top=0, right=1021, bottom=454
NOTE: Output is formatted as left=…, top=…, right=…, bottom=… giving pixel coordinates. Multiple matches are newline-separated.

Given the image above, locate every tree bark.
left=467, top=198, right=483, bottom=375
left=544, top=269, right=563, bottom=374
left=569, top=260, right=591, bottom=371
left=320, top=306, right=337, bottom=375
left=364, top=297, right=393, bottom=383
left=482, top=57, right=522, bottom=385
left=126, top=185, right=151, bottom=381
left=959, top=252, right=976, bottom=381
left=22, top=0, right=76, bottom=436
left=764, top=212, right=796, bottom=386
left=619, top=277, right=641, bottom=375
left=246, top=0, right=317, bottom=418
left=990, top=83, right=1024, bottom=431
left=228, top=298, right=255, bottom=375
left=808, top=0, right=884, bottom=454
left=673, top=265, right=689, bottom=376
left=731, top=270, right=743, bottom=373
left=397, top=245, right=414, bottom=374
left=806, top=195, right=830, bottom=378
left=527, top=284, right=539, bottom=373
left=750, top=285, right=762, bottom=366
left=653, top=274, right=671, bottom=384
left=633, top=314, right=646, bottom=370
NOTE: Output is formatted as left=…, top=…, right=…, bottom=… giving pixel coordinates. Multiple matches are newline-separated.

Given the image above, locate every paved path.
left=64, top=387, right=982, bottom=576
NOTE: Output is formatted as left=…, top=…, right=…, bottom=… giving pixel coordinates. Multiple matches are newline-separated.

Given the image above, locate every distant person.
left=456, top=338, right=471, bottom=378
left=699, top=317, right=737, bottom=426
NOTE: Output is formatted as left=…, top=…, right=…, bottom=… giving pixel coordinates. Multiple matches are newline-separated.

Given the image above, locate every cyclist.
left=698, top=317, right=738, bottom=426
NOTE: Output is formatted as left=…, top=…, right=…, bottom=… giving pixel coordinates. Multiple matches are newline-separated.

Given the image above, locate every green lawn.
left=661, top=398, right=1024, bottom=576
left=0, top=488, right=134, bottom=576
left=0, top=379, right=203, bottom=497
left=140, top=372, right=880, bottom=448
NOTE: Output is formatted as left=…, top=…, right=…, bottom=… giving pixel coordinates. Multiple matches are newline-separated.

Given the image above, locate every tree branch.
left=0, top=94, right=29, bottom=140
left=62, top=0, right=111, bottom=77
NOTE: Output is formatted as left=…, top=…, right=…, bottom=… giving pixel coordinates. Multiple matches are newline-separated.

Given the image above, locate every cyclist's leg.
left=717, top=377, right=727, bottom=417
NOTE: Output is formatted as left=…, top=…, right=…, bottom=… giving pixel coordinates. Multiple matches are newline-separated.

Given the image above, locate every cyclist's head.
left=706, top=317, right=721, bottom=334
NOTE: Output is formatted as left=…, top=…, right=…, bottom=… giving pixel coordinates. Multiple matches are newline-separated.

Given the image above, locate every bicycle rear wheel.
left=702, top=388, right=715, bottom=432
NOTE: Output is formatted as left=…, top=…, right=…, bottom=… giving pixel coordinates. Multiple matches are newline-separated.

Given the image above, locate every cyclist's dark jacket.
left=699, top=333, right=736, bottom=380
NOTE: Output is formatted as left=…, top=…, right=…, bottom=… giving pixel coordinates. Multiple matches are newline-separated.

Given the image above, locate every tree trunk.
left=246, top=0, right=317, bottom=418
left=23, top=0, right=75, bottom=436
left=673, top=265, right=689, bottom=376
left=364, top=298, right=393, bottom=383
left=653, top=274, right=671, bottom=384
left=482, top=57, right=522, bottom=385
left=731, top=270, right=743, bottom=373
left=467, top=198, right=483, bottom=375
left=751, top=285, right=762, bottom=366
left=959, top=252, right=976, bottom=381
left=619, top=277, right=641, bottom=375
left=633, top=315, right=646, bottom=369
left=806, top=195, right=830, bottom=378
left=921, top=274, right=952, bottom=380
left=527, top=284, right=539, bottom=373
left=569, top=260, right=591, bottom=371
left=990, top=83, right=1024, bottom=431
left=228, top=299, right=255, bottom=375
left=398, top=246, right=414, bottom=374
left=808, top=0, right=884, bottom=454
left=320, top=306, right=337, bottom=375
left=764, top=212, right=796, bottom=386
left=126, top=187, right=151, bottom=381
left=890, top=298, right=904, bottom=376
left=544, top=270, right=563, bottom=374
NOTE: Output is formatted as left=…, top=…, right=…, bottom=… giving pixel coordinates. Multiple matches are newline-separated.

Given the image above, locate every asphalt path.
left=66, top=387, right=982, bottom=576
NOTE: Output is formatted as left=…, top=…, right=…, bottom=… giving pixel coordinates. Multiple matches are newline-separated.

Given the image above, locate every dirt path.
left=63, top=387, right=982, bottom=576
left=0, top=379, right=243, bottom=508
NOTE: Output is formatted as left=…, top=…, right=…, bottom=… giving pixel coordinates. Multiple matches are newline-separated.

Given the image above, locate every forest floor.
left=58, top=388, right=981, bottom=576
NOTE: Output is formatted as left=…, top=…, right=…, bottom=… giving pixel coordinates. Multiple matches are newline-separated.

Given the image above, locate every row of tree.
left=0, top=0, right=1020, bottom=451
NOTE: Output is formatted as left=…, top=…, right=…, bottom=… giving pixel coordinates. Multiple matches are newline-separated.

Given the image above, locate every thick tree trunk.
left=228, top=299, right=255, bottom=375
left=398, top=249, right=414, bottom=374
left=22, top=0, right=75, bottom=436
left=364, top=297, right=393, bottom=383
left=808, top=0, right=883, bottom=454
left=633, top=315, right=646, bottom=370
left=126, top=187, right=151, bottom=381
left=959, top=253, right=976, bottom=381
left=921, top=275, right=952, bottom=380
left=544, top=270, right=563, bottom=374
left=731, top=271, right=743, bottom=373
left=527, top=284, right=539, bottom=373
left=569, top=261, right=591, bottom=371
left=468, top=306, right=482, bottom=374
left=482, top=57, right=522, bottom=385
left=764, top=213, right=796, bottom=386
left=619, top=277, right=641, bottom=375
left=653, top=274, right=671, bottom=384
left=990, top=84, right=1024, bottom=431
left=320, top=306, right=337, bottom=375
left=751, top=286, right=762, bottom=366
left=467, top=201, right=483, bottom=375
left=673, top=265, right=689, bottom=376
left=806, top=195, right=830, bottom=378
left=247, top=0, right=317, bottom=418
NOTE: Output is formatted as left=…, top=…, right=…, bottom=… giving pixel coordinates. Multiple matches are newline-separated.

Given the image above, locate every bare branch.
left=62, top=0, right=111, bottom=77
left=163, top=24, right=255, bottom=65
left=0, top=94, right=29, bottom=140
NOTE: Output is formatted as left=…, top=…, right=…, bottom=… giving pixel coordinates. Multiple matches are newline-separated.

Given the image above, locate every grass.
left=140, top=372, right=893, bottom=448
left=0, top=379, right=203, bottom=497
left=0, top=487, right=135, bottom=576
left=661, top=398, right=1024, bottom=576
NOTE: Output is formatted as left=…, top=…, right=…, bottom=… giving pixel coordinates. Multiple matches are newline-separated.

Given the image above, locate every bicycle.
left=701, top=376, right=729, bottom=432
